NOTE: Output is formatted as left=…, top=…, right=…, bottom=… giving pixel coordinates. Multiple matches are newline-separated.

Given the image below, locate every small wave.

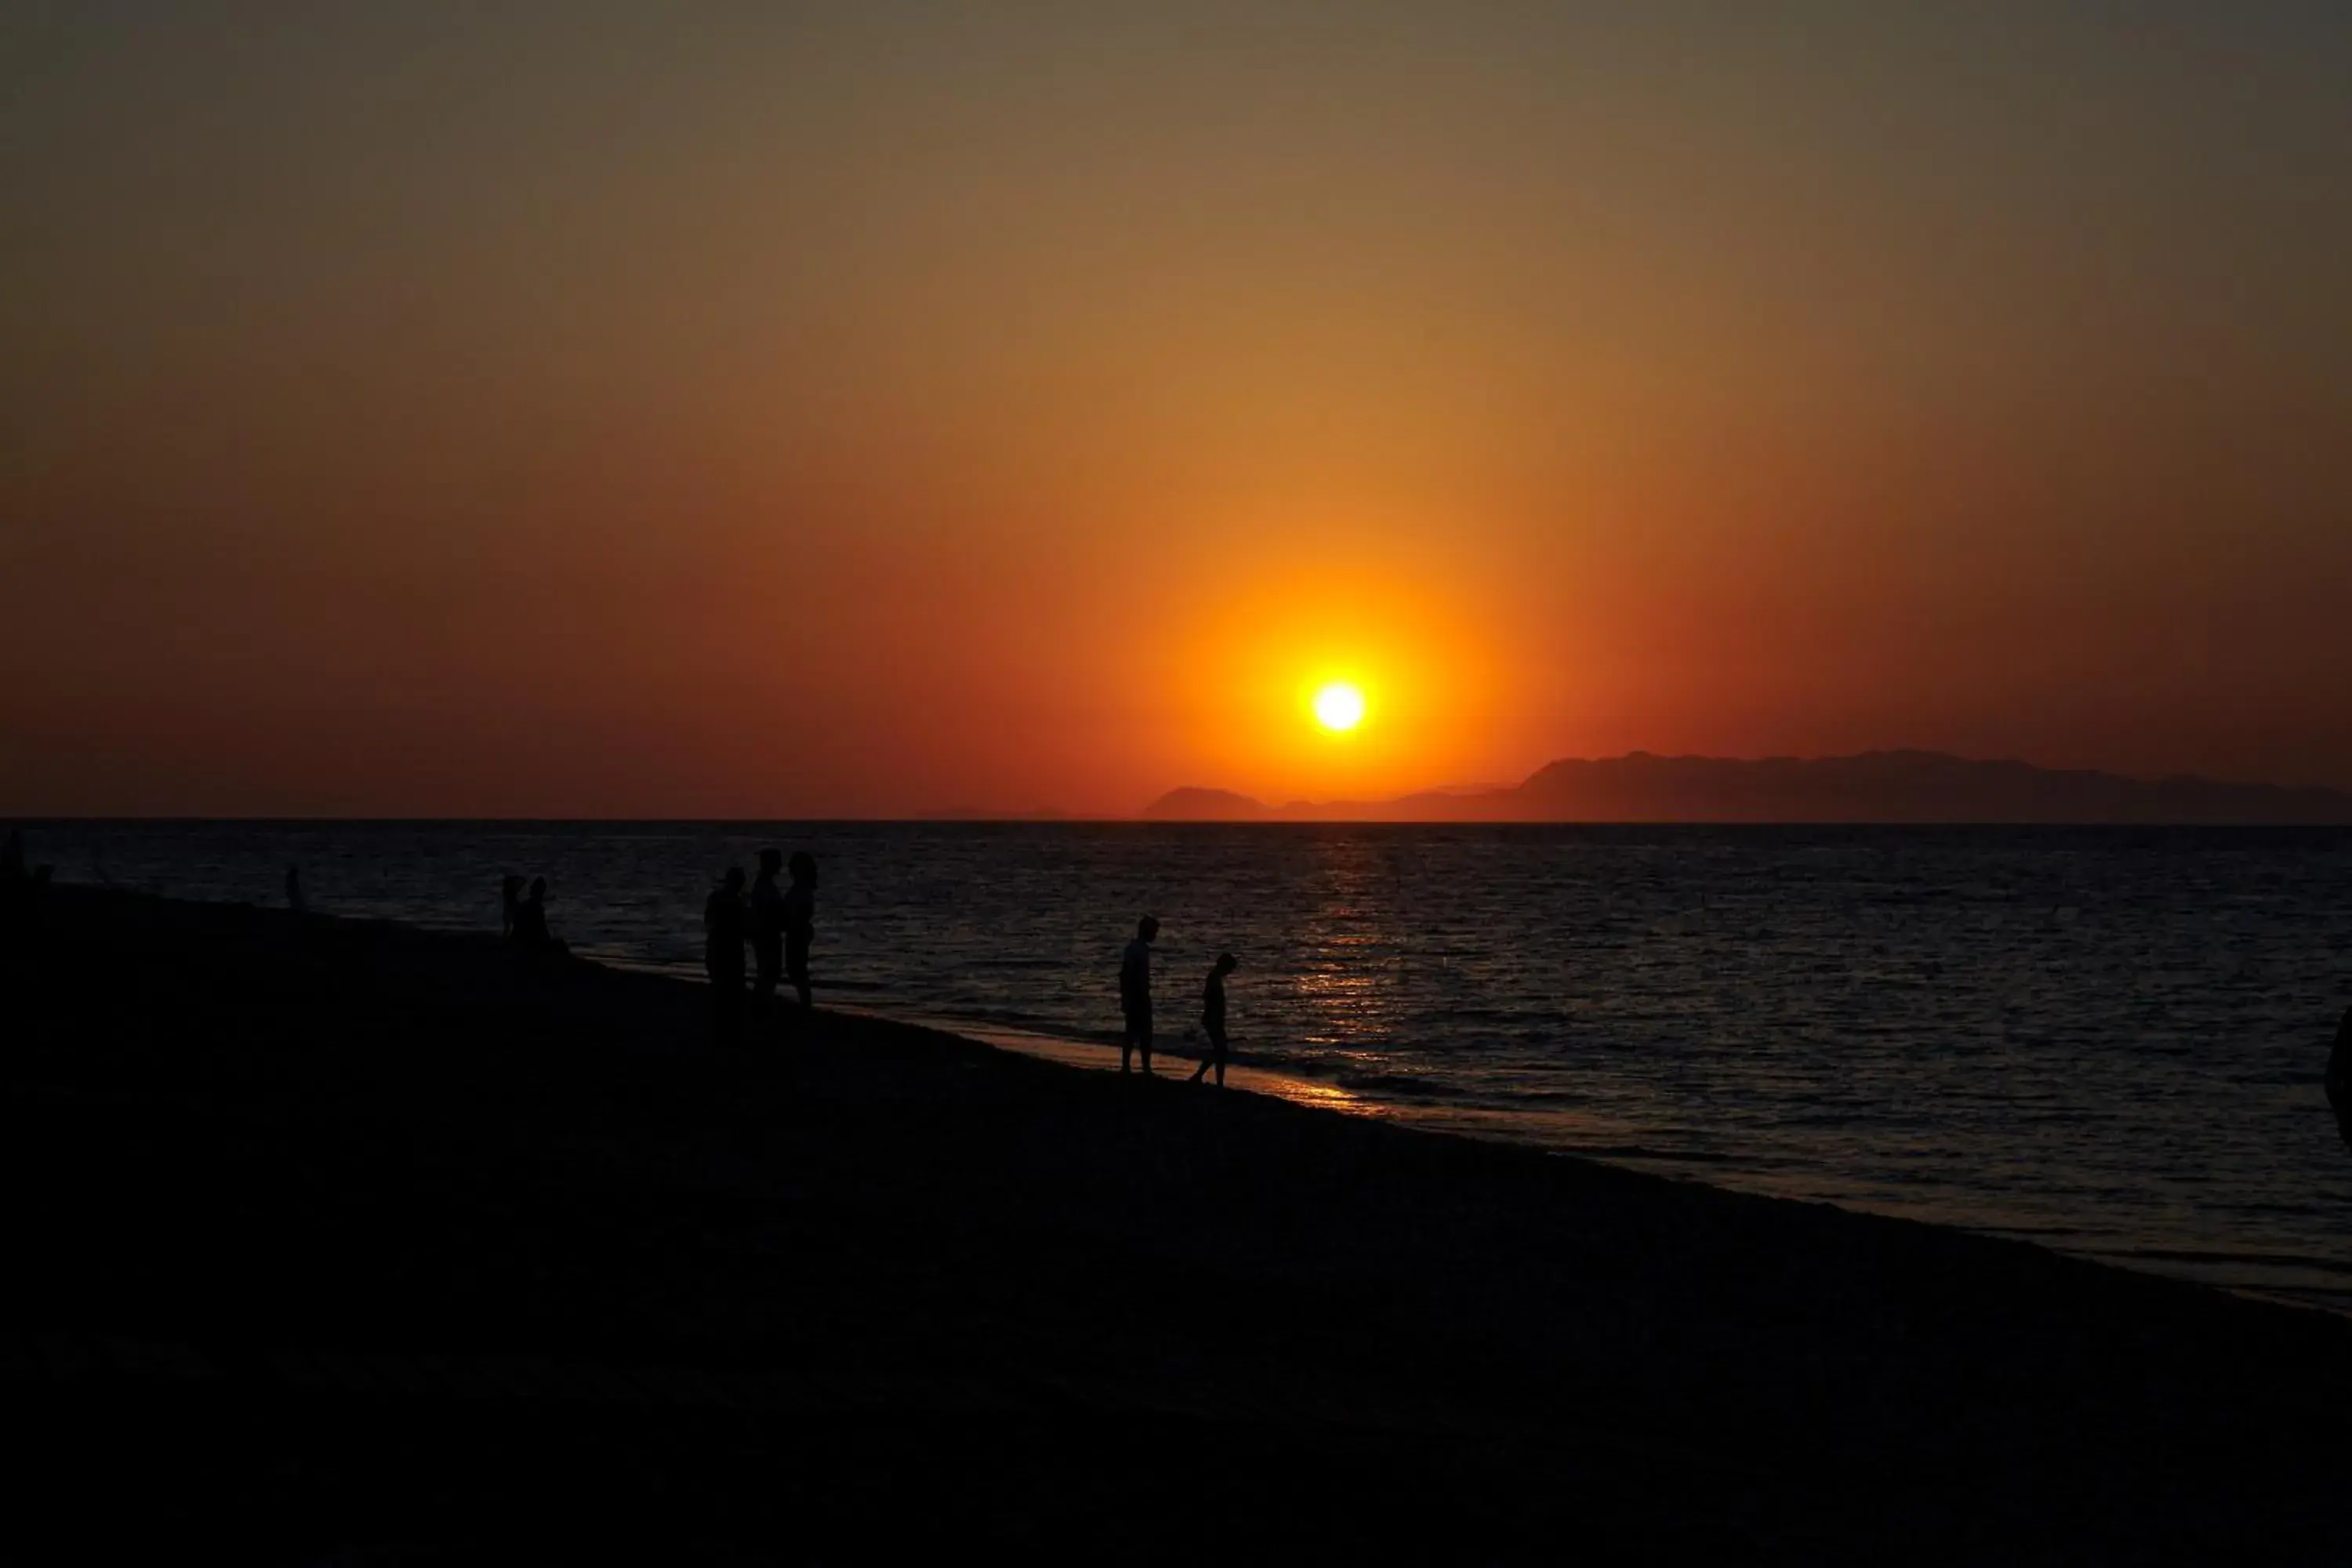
left=1977, top=1224, right=2090, bottom=1240
left=1567, top=1144, right=1737, bottom=1164
left=1330, top=1072, right=1453, bottom=1098
left=2078, top=1246, right=2352, bottom=1278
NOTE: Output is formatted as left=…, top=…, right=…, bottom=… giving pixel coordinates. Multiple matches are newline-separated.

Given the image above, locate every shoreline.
left=26, top=818, right=2350, bottom=1317
left=853, top=1004, right=2352, bottom=1315
left=7, top=884, right=2352, bottom=1557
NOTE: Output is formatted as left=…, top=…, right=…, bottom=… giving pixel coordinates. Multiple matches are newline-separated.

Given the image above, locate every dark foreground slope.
left=5, top=887, right=2350, bottom=1562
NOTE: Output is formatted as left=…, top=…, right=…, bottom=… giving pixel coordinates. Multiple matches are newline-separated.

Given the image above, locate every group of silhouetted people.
left=690, top=863, right=1240, bottom=1077
left=1117, top=913, right=1240, bottom=1086
left=704, top=850, right=818, bottom=1045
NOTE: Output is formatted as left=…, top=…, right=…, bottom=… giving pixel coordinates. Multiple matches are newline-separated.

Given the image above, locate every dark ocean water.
left=28, top=820, right=2352, bottom=1309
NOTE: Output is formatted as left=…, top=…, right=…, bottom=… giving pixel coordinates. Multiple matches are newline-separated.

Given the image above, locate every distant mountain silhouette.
left=1141, top=750, right=2352, bottom=824
left=1145, top=788, right=1272, bottom=822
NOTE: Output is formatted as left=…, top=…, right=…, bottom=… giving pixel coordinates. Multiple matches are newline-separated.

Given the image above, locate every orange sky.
left=3, top=6, right=2349, bottom=815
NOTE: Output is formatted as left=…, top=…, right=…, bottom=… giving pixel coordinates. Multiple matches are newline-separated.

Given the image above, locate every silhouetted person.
left=500, top=874, right=525, bottom=938
left=0, top=829, right=27, bottom=930
left=2328, top=1005, right=2352, bottom=1154
left=1189, top=953, right=1238, bottom=1087
left=706, top=868, right=749, bottom=1046
left=285, top=866, right=306, bottom=914
left=1120, top=916, right=1159, bottom=1075
left=751, top=849, right=786, bottom=1012
left=513, top=876, right=557, bottom=957
left=783, top=851, right=818, bottom=1011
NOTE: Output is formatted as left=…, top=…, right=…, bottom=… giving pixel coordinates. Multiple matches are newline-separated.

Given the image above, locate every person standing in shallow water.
left=513, top=877, right=555, bottom=953
left=750, top=850, right=786, bottom=1014
left=782, top=852, right=818, bottom=1011
left=1120, top=916, right=1159, bottom=1075
left=705, top=868, right=749, bottom=1046
left=1189, top=953, right=1238, bottom=1087
left=499, top=874, right=525, bottom=939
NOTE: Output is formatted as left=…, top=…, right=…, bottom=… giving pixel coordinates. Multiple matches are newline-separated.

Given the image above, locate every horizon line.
left=11, top=750, right=2352, bottom=826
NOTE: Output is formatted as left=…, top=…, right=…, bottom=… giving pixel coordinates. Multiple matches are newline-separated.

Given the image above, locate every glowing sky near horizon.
left=2, top=4, right=2348, bottom=815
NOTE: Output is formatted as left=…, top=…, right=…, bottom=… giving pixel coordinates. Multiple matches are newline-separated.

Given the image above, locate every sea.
left=28, top=820, right=2352, bottom=1312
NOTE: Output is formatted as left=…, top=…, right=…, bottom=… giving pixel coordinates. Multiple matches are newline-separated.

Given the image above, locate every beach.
left=45, top=818, right=2352, bottom=1308
left=7, top=884, right=2351, bottom=1561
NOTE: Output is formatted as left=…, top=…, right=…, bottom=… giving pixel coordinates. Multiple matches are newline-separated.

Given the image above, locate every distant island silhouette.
left=1142, top=750, right=2352, bottom=824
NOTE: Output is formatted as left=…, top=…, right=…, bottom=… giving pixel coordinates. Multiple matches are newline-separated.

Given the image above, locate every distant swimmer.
left=782, top=851, right=818, bottom=1011
left=2328, top=1005, right=2352, bottom=1154
left=1120, top=916, right=1159, bottom=1075
left=751, top=850, right=786, bottom=1012
left=705, top=868, right=749, bottom=1046
left=1188, top=953, right=1238, bottom=1087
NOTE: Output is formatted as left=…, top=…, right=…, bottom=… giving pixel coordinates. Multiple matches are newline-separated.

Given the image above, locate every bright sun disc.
left=1312, top=681, right=1366, bottom=732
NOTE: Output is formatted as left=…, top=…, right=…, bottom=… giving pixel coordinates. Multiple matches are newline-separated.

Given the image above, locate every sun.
left=1312, top=681, right=1367, bottom=733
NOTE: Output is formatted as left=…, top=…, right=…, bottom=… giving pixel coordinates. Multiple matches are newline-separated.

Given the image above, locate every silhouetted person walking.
left=783, top=851, right=818, bottom=1011
left=2328, top=1005, right=2352, bottom=1154
left=1120, top=916, right=1159, bottom=1075
left=285, top=866, right=306, bottom=914
left=500, top=874, right=525, bottom=938
left=751, top=849, right=786, bottom=1012
left=0, top=828, right=27, bottom=929
left=706, top=869, right=749, bottom=1046
left=1189, top=953, right=1238, bottom=1087
left=513, top=876, right=558, bottom=958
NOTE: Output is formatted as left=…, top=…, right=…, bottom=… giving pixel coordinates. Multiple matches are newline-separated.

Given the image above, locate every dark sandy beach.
left=5, top=885, right=2350, bottom=1562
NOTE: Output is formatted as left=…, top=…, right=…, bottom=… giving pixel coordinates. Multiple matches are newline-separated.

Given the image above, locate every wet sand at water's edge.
left=5, top=885, right=2350, bottom=1560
